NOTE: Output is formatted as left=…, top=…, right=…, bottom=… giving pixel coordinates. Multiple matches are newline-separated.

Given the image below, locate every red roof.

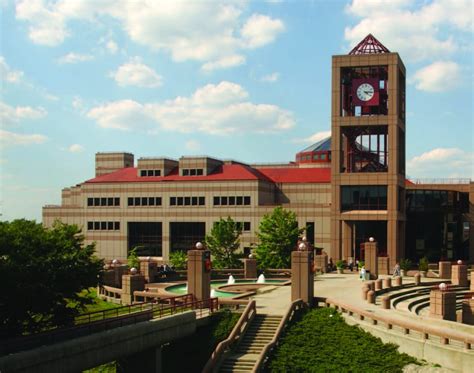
left=257, top=167, right=331, bottom=183
left=85, top=165, right=332, bottom=184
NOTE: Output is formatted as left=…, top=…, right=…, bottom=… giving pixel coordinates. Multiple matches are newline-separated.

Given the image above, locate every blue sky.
left=1, top=0, right=472, bottom=221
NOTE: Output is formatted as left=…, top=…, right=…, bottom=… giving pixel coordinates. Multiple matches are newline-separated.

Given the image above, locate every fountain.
left=257, top=273, right=266, bottom=284
left=211, top=288, right=217, bottom=298
left=227, top=274, right=235, bottom=285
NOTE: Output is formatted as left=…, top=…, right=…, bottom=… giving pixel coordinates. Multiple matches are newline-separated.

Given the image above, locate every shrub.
left=336, top=260, right=344, bottom=269
left=267, top=308, right=418, bottom=372
left=127, top=247, right=140, bottom=270
left=418, top=256, right=429, bottom=272
left=400, top=258, right=412, bottom=272
left=357, top=260, right=365, bottom=269
left=169, top=250, right=187, bottom=269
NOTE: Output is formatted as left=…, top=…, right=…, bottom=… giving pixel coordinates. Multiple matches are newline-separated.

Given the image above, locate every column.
left=187, top=243, right=211, bottom=303
left=122, top=274, right=145, bottom=305
left=291, top=248, right=314, bottom=306
left=243, top=257, right=257, bottom=279
left=364, top=240, right=378, bottom=279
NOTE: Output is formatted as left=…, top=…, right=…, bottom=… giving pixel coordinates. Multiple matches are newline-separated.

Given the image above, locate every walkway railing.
left=1, top=296, right=218, bottom=356
left=253, top=299, right=307, bottom=373
left=202, top=300, right=257, bottom=373
left=320, top=297, right=473, bottom=350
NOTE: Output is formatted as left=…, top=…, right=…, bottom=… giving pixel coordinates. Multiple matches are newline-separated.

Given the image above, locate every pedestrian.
left=393, top=262, right=401, bottom=277
left=360, top=266, right=366, bottom=281
left=348, top=258, right=354, bottom=272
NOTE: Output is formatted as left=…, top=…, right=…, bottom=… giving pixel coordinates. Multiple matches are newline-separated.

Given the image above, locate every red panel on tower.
left=352, top=78, right=379, bottom=106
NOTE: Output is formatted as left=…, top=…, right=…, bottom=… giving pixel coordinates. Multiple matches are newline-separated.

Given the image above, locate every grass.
left=267, top=307, right=418, bottom=373
left=79, top=288, right=120, bottom=314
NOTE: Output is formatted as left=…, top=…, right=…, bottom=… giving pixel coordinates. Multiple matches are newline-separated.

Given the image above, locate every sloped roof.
left=349, top=34, right=390, bottom=55
left=257, top=167, right=331, bottom=183
left=298, top=137, right=331, bottom=153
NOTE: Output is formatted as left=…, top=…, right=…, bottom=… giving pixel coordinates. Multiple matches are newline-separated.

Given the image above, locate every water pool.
left=165, top=279, right=286, bottom=298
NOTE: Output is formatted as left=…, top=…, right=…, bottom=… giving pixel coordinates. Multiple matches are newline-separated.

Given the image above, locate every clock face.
left=356, top=83, right=375, bottom=102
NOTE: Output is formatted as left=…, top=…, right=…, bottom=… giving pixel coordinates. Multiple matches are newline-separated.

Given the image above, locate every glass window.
left=114, top=197, right=120, bottom=206
left=170, top=197, right=176, bottom=206
left=128, top=197, right=133, bottom=206
left=154, top=170, right=161, bottom=176
left=114, top=222, right=120, bottom=230
left=87, top=222, right=93, bottom=230
left=236, top=196, right=243, bottom=205
left=244, top=196, right=251, bottom=205
left=147, top=170, right=153, bottom=176
left=185, top=197, right=191, bottom=206
left=177, top=197, right=184, bottom=206
left=149, top=197, right=155, bottom=206
left=101, top=221, right=107, bottom=230
left=87, top=198, right=93, bottom=206
left=321, top=153, right=327, bottom=160
left=221, top=196, right=228, bottom=205
left=140, top=170, right=147, bottom=177
left=199, top=197, right=205, bottom=205
left=213, top=196, right=220, bottom=205
left=94, top=222, right=100, bottom=230
left=243, top=222, right=251, bottom=231
left=142, top=197, right=148, bottom=206
left=196, top=169, right=203, bottom=175
left=100, top=197, right=106, bottom=206
left=135, top=197, right=141, bottom=206
left=107, top=197, right=113, bottom=206
left=313, top=154, right=320, bottom=160
left=229, top=196, right=235, bottom=205
left=192, top=196, right=198, bottom=205
left=94, top=198, right=100, bottom=206
left=183, top=169, right=189, bottom=176
left=341, top=185, right=387, bottom=211
left=190, top=169, right=196, bottom=176
left=108, top=222, right=114, bottom=230
left=156, top=197, right=162, bottom=206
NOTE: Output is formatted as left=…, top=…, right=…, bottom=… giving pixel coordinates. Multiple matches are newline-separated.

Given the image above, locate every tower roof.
left=349, top=34, right=390, bottom=55
left=299, top=136, right=331, bottom=153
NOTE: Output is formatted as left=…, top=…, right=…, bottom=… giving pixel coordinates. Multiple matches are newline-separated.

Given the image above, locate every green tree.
left=255, top=206, right=304, bottom=269
left=205, top=217, right=242, bottom=269
left=169, top=250, right=187, bottom=269
left=127, top=247, right=140, bottom=270
left=0, top=219, right=103, bottom=337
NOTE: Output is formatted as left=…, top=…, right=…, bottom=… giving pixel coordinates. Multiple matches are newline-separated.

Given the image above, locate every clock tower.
left=330, top=34, right=406, bottom=265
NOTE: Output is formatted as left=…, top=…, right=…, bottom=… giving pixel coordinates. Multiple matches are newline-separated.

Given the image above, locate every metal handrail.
left=252, top=299, right=307, bottom=373
left=202, top=300, right=256, bottom=373
left=324, top=297, right=473, bottom=349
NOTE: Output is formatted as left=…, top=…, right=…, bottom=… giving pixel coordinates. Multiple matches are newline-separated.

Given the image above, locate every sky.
left=0, top=0, right=472, bottom=221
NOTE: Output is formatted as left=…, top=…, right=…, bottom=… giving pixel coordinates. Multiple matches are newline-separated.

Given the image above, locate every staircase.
left=218, top=314, right=282, bottom=373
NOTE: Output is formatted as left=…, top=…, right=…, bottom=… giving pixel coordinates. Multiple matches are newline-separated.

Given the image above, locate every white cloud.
left=0, top=129, right=47, bottom=146
left=411, top=61, right=461, bottom=92
left=109, top=59, right=163, bottom=88
left=345, top=0, right=472, bottom=62
left=201, top=55, right=245, bottom=72
left=0, top=56, right=24, bottom=83
left=185, top=140, right=201, bottom=151
left=408, top=147, right=474, bottom=179
left=0, top=101, right=47, bottom=125
left=57, top=52, right=94, bottom=64
left=14, top=1, right=285, bottom=70
left=292, top=130, right=331, bottom=144
left=72, top=96, right=84, bottom=110
left=87, top=99, right=155, bottom=131
left=241, top=14, right=285, bottom=49
left=261, top=72, right=280, bottom=82
left=68, top=144, right=84, bottom=153
left=87, top=81, right=295, bottom=135
left=106, top=40, right=118, bottom=54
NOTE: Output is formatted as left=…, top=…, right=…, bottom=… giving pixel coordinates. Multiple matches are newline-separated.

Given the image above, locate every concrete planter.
left=400, top=269, right=406, bottom=277
left=419, top=271, right=427, bottom=278
left=337, top=268, right=343, bottom=274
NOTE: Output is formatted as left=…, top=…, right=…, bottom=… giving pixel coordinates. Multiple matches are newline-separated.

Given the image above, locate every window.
left=156, top=197, right=162, bottom=206
left=87, top=198, right=93, bottom=206
left=107, top=222, right=114, bottom=230
left=236, top=196, right=243, bottom=205
left=128, top=197, right=134, bottom=206
left=221, top=197, right=228, bottom=205
left=244, top=196, right=251, bottom=205
left=196, top=169, right=203, bottom=176
left=114, top=222, right=120, bottom=230
left=149, top=197, right=155, bottom=206
left=135, top=197, right=140, bottom=206
left=101, top=221, right=107, bottom=230
left=94, top=222, right=100, bottom=230
left=154, top=170, right=161, bottom=176
left=199, top=197, right=205, bottom=206
left=185, top=197, right=191, bottom=206
left=341, top=185, right=387, bottom=211
left=170, top=197, right=176, bottom=206
left=243, top=222, right=251, bottom=231
left=94, top=198, right=100, bottom=206
left=87, top=222, right=93, bottom=230
left=213, top=196, right=220, bottom=205
left=114, top=197, right=120, bottom=206
left=313, top=154, right=320, bottom=160
left=182, top=168, right=204, bottom=176
left=140, top=170, right=147, bottom=177
left=321, top=153, right=327, bottom=160
left=140, top=169, right=161, bottom=177
left=142, top=197, right=148, bottom=206
left=183, top=169, right=189, bottom=176
left=229, top=196, right=235, bottom=205
left=192, top=197, right=198, bottom=205
left=177, top=197, right=184, bottom=206
left=190, top=169, right=196, bottom=176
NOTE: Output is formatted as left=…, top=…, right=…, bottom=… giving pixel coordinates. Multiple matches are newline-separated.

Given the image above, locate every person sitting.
left=328, top=257, right=334, bottom=272
left=348, top=258, right=354, bottom=272
left=393, top=262, right=401, bottom=277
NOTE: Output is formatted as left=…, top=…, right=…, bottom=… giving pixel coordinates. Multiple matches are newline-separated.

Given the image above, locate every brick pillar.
left=243, top=258, right=257, bottom=279
left=439, top=261, right=452, bottom=279
left=429, top=290, right=456, bottom=321
left=187, top=249, right=211, bottom=302
left=364, top=241, right=378, bottom=279
left=121, top=274, right=145, bottom=305
left=451, top=264, right=468, bottom=287
left=461, top=298, right=474, bottom=325
left=140, top=260, right=158, bottom=283
left=291, top=250, right=314, bottom=305
left=314, top=253, right=328, bottom=273
left=377, top=256, right=390, bottom=275
left=113, top=265, right=127, bottom=288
